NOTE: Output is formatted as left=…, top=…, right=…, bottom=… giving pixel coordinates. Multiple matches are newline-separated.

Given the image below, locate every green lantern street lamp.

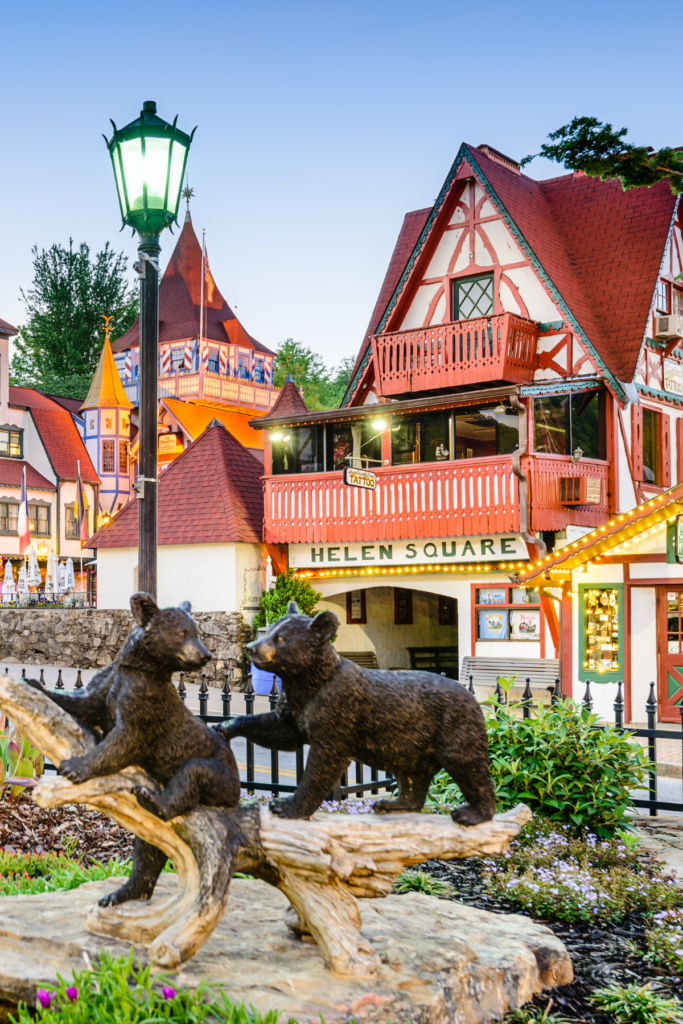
left=105, top=101, right=196, bottom=599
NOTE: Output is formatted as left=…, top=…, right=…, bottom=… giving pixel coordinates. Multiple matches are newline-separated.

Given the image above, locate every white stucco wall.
left=630, top=587, right=657, bottom=722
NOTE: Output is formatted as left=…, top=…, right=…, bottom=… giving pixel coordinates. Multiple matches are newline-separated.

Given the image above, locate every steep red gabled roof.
left=8, top=386, right=99, bottom=484
left=44, top=394, right=86, bottom=416
left=0, top=318, right=18, bottom=337
left=89, top=420, right=264, bottom=548
left=0, top=460, right=55, bottom=490
left=113, top=218, right=274, bottom=357
left=256, top=379, right=309, bottom=422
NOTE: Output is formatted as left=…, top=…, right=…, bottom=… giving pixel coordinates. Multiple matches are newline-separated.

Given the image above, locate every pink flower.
left=162, top=986, right=176, bottom=1001
left=37, top=989, right=55, bottom=1009
left=65, top=987, right=78, bottom=1003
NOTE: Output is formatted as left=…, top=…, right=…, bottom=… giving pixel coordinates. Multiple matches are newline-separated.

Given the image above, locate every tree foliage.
left=273, top=338, right=354, bottom=410
left=522, top=116, right=683, bottom=195
left=10, top=239, right=138, bottom=399
left=252, top=571, right=323, bottom=629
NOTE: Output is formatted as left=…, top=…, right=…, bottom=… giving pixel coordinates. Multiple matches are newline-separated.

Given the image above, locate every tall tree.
left=273, top=339, right=354, bottom=410
left=522, top=117, right=683, bottom=194
left=11, top=239, right=138, bottom=399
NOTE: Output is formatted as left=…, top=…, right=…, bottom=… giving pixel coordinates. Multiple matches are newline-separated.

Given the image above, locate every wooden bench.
left=407, top=646, right=459, bottom=680
left=459, top=656, right=560, bottom=706
left=337, top=651, right=379, bottom=669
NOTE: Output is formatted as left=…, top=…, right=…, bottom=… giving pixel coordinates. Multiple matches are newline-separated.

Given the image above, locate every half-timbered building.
left=250, top=142, right=683, bottom=722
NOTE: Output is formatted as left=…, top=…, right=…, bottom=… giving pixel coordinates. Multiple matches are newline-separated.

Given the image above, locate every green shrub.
left=1, top=710, right=44, bottom=800
left=589, top=983, right=683, bottom=1024
left=645, top=908, right=683, bottom=975
left=506, top=999, right=570, bottom=1024
left=10, top=950, right=282, bottom=1024
left=392, top=869, right=453, bottom=897
left=252, top=571, right=322, bottom=629
left=428, top=698, right=649, bottom=835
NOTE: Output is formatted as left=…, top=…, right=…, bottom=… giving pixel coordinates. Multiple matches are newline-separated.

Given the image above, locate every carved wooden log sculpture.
left=0, top=675, right=530, bottom=978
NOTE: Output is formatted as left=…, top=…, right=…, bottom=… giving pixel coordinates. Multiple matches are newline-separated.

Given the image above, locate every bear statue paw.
left=58, top=757, right=92, bottom=785
left=98, top=884, right=152, bottom=908
left=133, top=786, right=169, bottom=821
left=450, top=805, right=491, bottom=827
left=269, top=797, right=307, bottom=819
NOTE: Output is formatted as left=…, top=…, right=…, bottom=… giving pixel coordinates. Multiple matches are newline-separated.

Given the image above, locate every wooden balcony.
left=371, top=313, right=539, bottom=397
left=530, top=456, right=610, bottom=531
left=122, top=371, right=281, bottom=410
left=264, top=457, right=520, bottom=545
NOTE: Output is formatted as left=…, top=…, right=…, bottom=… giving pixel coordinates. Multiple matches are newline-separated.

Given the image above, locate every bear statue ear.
left=131, top=592, right=159, bottom=627
left=309, top=609, right=338, bottom=643
left=287, top=601, right=301, bottom=615
left=179, top=600, right=192, bottom=613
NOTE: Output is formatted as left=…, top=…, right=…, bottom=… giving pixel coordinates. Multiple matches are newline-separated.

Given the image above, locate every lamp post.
left=105, top=101, right=195, bottom=598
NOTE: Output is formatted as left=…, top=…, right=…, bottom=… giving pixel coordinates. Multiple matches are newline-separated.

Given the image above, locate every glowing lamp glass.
left=371, top=419, right=387, bottom=430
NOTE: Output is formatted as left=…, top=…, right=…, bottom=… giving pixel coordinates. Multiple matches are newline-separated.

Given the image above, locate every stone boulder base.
left=0, top=878, right=571, bottom=1024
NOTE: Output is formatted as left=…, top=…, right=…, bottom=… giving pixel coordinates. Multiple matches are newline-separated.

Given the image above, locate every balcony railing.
left=530, top=456, right=610, bottom=531
left=371, top=313, right=539, bottom=397
left=122, top=371, right=281, bottom=410
left=264, top=457, right=520, bottom=545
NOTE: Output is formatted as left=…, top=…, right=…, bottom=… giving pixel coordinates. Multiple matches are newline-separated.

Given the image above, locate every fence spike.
left=551, top=677, right=562, bottom=706
left=468, top=674, right=474, bottom=694
left=221, top=670, right=232, bottom=719
left=494, top=679, right=503, bottom=705
left=178, top=671, right=186, bottom=702
left=56, top=669, right=63, bottom=690
left=39, top=668, right=44, bottom=685
left=199, top=672, right=208, bottom=716
left=21, top=668, right=26, bottom=680
left=614, top=680, right=625, bottom=729
left=582, top=679, right=593, bottom=712
left=75, top=669, right=83, bottom=689
left=645, top=682, right=658, bottom=818
left=646, top=681, right=657, bottom=711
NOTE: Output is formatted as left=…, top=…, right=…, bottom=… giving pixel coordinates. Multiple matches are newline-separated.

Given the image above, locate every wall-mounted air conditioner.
left=559, top=477, right=602, bottom=506
left=655, top=315, right=683, bottom=340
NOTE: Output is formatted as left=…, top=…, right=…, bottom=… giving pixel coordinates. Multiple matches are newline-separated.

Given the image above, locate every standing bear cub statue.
left=217, top=602, right=496, bottom=824
left=28, top=593, right=241, bottom=907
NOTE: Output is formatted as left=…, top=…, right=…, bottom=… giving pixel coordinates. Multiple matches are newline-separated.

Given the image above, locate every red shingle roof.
left=89, top=420, right=264, bottom=548
left=256, top=380, right=308, bottom=424
left=0, top=460, right=55, bottom=490
left=113, top=218, right=274, bottom=357
left=44, top=394, right=85, bottom=416
left=0, top=318, right=18, bottom=337
left=8, top=387, right=99, bottom=484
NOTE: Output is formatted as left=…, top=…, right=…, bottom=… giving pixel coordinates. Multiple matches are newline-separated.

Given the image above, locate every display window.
left=472, top=586, right=542, bottom=644
left=579, top=584, right=623, bottom=682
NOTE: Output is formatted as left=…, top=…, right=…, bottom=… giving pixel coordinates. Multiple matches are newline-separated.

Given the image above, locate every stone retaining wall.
left=0, top=609, right=253, bottom=688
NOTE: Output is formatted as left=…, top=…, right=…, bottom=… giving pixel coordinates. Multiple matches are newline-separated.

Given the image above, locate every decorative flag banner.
left=219, top=347, right=228, bottom=375
left=17, top=467, right=30, bottom=554
left=124, top=353, right=132, bottom=380
left=264, top=359, right=271, bottom=385
left=76, top=461, right=89, bottom=548
left=160, top=349, right=171, bottom=375
left=203, top=245, right=215, bottom=304
left=184, top=339, right=194, bottom=371
left=192, top=338, right=199, bottom=370
left=201, top=345, right=210, bottom=369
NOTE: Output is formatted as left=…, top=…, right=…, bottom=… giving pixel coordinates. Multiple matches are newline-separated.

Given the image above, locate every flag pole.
left=200, top=229, right=205, bottom=368
left=77, top=460, right=83, bottom=597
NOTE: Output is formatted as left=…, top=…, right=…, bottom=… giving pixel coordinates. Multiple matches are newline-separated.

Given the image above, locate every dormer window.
left=656, top=279, right=670, bottom=314
left=0, top=428, right=22, bottom=459
left=453, top=274, right=494, bottom=320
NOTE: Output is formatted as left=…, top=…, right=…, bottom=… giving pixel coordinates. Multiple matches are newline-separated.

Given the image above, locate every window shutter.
left=661, top=413, right=671, bottom=488
left=631, top=404, right=643, bottom=482
left=677, top=418, right=683, bottom=484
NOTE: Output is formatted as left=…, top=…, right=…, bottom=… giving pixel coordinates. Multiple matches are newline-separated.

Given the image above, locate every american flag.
left=219, top=347, right=228, bottom=374
left=184, top=339, right=194, bottom=371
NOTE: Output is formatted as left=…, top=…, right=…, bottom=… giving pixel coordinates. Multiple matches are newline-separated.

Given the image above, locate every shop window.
left=674, top=288, right=683, bottom=317
left=0, top=428, right=22, bottom=459
left=439, top=596, right=456, bottom=626
left=474, top=586, right=540, bottom=641
left=28, top=504, right=50, bottom=536
left=391, top=412, right=450, bottom=465
left=101, top=440, right=115, bottom=474
left=207, top=349, right=219, bottom=373
left=453, top=274, right=494, bottom=320
left=65, top=505, right=88, bottom=539
left=394, top=588, right=413, bottom=625
left=346, top=589, right=367, bottom=624
left=656, top=279, right=671, bottom=314
left=170, top=348, right=185, bottom=371
left=325, top=422, right=381, bottom=471
left=642, top=408, right=660, bottom=484
left=533, top=390, right=605, bottom=459
left=271, top=426, right=324, bottom=475
left=454, top=404, right=518, bottom=460
left=119, top=441, right=129, bottom=475
left=0, top=502, right=18, bottom=533
left=579, top=585, right=622, bottom=681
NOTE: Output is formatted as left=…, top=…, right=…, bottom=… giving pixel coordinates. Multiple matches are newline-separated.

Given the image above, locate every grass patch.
left=392, top=869, right=453, bottom=897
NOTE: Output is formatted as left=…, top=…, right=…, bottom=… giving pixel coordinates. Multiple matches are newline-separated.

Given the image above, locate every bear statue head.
left=122, top=593, right=212, bottom=674
left=247, top=601, right=339, bottom=679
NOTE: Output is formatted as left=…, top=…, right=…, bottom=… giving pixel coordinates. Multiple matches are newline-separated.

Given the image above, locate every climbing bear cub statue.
left=217, top=603, right=496, bottom=825
left=29, top=593, right=240, bottom=907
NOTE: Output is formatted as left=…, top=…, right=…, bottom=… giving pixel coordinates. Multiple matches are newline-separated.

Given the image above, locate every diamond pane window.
left=454, top=275, right=494, bottom=320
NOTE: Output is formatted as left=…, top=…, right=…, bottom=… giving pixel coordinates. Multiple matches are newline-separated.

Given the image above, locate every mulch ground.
left=419, top=856, right=683, bottom=1022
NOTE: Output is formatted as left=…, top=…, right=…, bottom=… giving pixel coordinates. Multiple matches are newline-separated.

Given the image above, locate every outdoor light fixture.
left=270, top=433, right=284, bottom=442
left=104, top=101, right=195, bottom=599
left=371, top=418, right=387, bottom=430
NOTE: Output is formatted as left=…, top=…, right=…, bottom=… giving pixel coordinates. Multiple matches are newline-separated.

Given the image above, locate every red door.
left=659, top=588, right=683, bottom=722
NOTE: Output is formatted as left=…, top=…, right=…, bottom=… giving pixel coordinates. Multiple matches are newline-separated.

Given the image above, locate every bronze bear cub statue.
left=217, top=602, right=495, bottom=825
left=28, top=593, right=240, bottom=906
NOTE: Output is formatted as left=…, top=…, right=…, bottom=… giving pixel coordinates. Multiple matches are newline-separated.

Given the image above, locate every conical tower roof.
left=80, top=336, right=133, bottom=411
left=112, top=219, right=274, bottom=356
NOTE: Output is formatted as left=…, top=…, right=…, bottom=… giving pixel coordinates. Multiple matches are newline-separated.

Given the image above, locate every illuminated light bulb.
left=371, top=418, right=387, bottom=430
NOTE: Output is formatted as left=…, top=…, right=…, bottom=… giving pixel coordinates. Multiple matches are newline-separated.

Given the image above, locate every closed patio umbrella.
left=27, top=547, right=42, bottom=587
left=16, top=563, right=29, bottom=596
left=45, top=551, right=58, bottom=599
left=57, top=561, right=67, bottom=596
left=65, top=557, right=76, bottom=592
left=3, top=561, right=15, bottom=603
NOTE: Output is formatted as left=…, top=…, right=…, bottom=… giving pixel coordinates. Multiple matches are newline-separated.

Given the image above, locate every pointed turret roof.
left=80, top=336, right=133, bottom=411
left=112, top=220, right=274, bottom=356
left=256, top=377, right=308, bottom=422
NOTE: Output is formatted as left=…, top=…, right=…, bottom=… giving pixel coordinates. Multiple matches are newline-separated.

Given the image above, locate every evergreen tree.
left=522, top=117, right=683, bottom=194
left=11, top=239, right=138, bottom=399
left=253, top=571, right=323, bottom=629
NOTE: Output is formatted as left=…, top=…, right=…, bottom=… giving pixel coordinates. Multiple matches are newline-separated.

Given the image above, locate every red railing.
left=530, top=457, right=610, bottom=532
left=371, top=313, right=539, bottom=397
left=264, top=457, right=520, bottom=545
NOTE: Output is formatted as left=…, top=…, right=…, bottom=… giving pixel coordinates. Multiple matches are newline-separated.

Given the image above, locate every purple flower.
left=37, top=989, right=55, bottom=1009
left=162, top=986, right=176, bottom=1001
left=65, top=987, right=78, bottom=1003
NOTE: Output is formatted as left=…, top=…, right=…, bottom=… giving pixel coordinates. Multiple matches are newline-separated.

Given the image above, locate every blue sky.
left=1, top=0, right=679, bottom=369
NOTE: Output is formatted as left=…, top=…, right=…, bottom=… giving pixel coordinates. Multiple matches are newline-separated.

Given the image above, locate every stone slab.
left=0, top=878, right=571, bottom=1024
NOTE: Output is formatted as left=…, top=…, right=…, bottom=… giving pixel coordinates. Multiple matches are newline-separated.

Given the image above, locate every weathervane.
left=182, top=183, right=195, bottom=212
left=101, top=314, right=114, bottom=344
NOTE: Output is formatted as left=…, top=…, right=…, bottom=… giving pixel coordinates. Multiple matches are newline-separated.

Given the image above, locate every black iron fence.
left=6, top=667, right=682, bottom=815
